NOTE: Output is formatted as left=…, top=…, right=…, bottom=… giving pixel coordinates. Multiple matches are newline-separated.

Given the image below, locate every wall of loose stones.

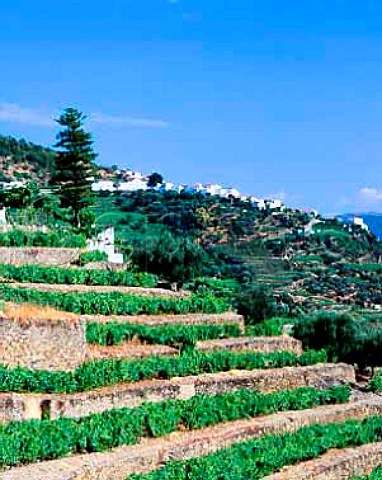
left=0, top=247, right=81, bottom=266
left=0, top=315, right=86, bottom=372
left=0, top=363, right=355, bottom=423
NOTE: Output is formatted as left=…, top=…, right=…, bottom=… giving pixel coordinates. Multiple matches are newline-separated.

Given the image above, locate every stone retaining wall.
left=196, top=335, right=303, bottom=354
left=0, top=315, right=86, bottom=371
left=1, top=397, right=382, bottom=480
left=264, top=442, right=382, bottom=479
left=0, top=247, right=81, bottom=266
left=0, top=363, right=355, bottom=423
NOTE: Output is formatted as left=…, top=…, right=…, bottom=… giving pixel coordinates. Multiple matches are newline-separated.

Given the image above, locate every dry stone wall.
left=0, top=247, right=81, bottom=266
left=1, top=397, right=382, bottom=480
left=0, top=315, right=86, bottom=371
left=0, top=363, right=355, bottom=422
left=264, top=442, right=382, bottom=479
left=196, top=335, right=303, bottom=354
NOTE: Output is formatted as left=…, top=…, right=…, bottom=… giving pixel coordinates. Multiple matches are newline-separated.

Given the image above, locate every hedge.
left=0, top=285, right=228, bottom=315
left=0, top=386, right=349, bottom=468
left=86, top=322, right=242, bottom=349
left=0, top=264, right=158, bottom=288
left=129, top=416, right=382, bottom=480
left=0, top=349, right=327, bottom=393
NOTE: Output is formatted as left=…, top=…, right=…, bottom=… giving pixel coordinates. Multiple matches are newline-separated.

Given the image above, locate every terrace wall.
left=0, top=363, right=355, bottom=423
left=1, top=397, right=381, bottom=480
left=0, top=247, right=81, bottom=266
left=0, top=315, right=86, bottom=371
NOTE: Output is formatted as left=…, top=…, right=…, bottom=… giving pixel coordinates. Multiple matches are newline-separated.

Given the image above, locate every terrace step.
left=82, top=312, right=244, bottom=333
left=86, top=342, right=178, bottom=361
left=0, top=363, right=355, bottom=423
left=264, top=442, right=382, bottom=479
left=196, top=335, right=303, bottom=354
left=4, top=282, right=189, bottom=298
left=1, top=396, right=382, bottom=480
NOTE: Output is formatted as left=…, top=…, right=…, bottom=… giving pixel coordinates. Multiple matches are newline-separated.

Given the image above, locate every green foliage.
left=0, top=285, right=227, bottom=315
left=51, top=108, right=97, bottom=225
left=147, top=172, right=163, bottom=188
left=0, top=229, right=86, bottom=247
left=365, top=371, right=382, bottom=392
left=79, top=250, right=108, bottom=265
left=0, top=385, right=348, bottom=468
left=129, top=416, right=382, bottom=480
left=132, top=231, right=209, bottom=286
left=0, top=135, right=55, bottom=181
left=233, top=284, right=280, bottom=324
left=293, top=311, right=382, bottom=370
left=352, top=466, right=382, bottom=479
left=246, top=317, right=289, bottom=336
left=86, top=322, right=242, bottom=349
left=0, top=264, right=158, bottom=287
left=0, top=349, right=327, bottom=393
left=185, top=277, right=239, bottom=298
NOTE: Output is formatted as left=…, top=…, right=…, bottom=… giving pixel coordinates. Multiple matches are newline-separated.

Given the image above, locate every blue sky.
left=1, top=0, right=382, bottom=213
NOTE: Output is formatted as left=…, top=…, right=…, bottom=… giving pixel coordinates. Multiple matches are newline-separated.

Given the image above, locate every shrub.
left=294, top=311, right=382, bottom=371
left=79, top=250, right=108, bottom=265
left=233, top=284, right=279, bottom=324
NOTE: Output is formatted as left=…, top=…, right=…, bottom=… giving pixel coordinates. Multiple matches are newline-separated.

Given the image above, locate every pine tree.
left=51, top=108, right=97, bottom=226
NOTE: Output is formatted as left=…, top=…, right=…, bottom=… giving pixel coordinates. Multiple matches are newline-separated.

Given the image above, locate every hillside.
left=0, top=135, right=56, bottom=184
left=94, top=190, right=382, bottom=311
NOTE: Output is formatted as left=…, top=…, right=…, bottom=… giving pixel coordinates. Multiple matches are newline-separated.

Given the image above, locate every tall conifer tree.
left=52, top=108, right=96, bottom=226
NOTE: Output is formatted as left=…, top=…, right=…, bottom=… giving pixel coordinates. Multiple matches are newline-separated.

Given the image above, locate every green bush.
left=0, top=385, right=349, bottom=468
left=79, top=250, right=108, bottom=265
left=0, top=229, right=86, bottom=247
left=233, top=284, right=279, bottom=324
left=0, top=264, right=158, bottom=288
left=0, top=349, right=327, bottom=393
left=0, top=285, right=228, bottom=315
left=86, top=322, right=242, bottom=349
left=294, top=311, right=382, bottom=371
left=245, top=317, right=289, bottom=336
left=129, top=416, right=382, bottom=480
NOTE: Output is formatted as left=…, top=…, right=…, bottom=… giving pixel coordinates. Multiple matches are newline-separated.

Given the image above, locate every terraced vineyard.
left=0, top=261, right=382, bottom=479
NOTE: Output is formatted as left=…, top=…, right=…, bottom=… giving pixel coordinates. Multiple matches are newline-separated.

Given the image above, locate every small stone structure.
left=0, top=314, right=86, bottom=371
left=87, top=227, right=124, bottom=264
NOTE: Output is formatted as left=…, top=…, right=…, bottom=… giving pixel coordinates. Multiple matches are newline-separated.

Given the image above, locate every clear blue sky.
left=1, top=0, right=382, bottom=213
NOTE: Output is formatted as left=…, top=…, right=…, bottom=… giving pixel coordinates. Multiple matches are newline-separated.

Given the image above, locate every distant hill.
left=0, top=135, right=56, bottom=184
left=358, top=213, right=382, bottom=239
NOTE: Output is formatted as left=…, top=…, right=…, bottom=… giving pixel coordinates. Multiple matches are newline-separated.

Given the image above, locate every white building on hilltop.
left=92, top=180, right=116, bottom=192
left=117, top=179, right=148, bottom=192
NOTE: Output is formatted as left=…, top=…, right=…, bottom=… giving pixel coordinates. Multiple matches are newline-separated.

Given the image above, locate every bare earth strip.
left=1, top=397, right=382, bottom=480
left=0, top=363, right=355, bottom=423
left=264, top=442, right=382, bottom=479
left=5, top=282, right=189, bottom=297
